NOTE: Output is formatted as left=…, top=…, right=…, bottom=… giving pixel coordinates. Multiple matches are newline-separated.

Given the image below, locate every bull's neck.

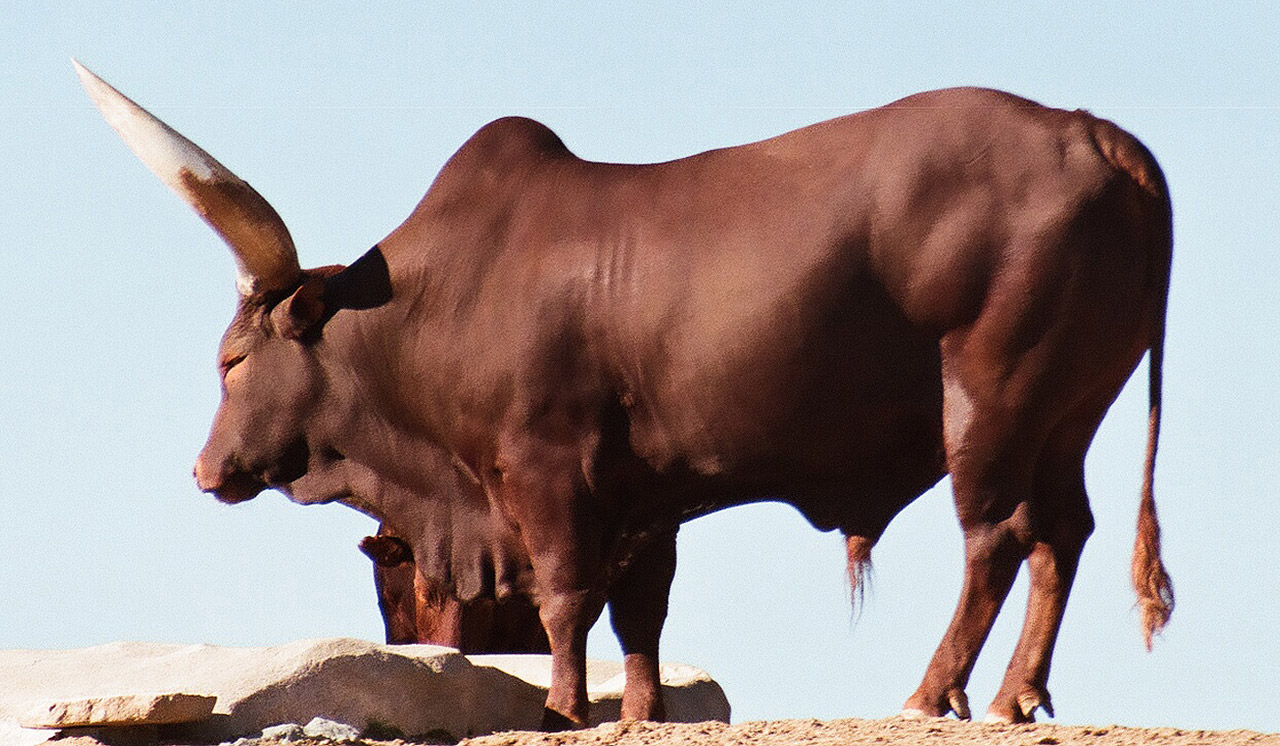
left=313, top=245, right=429, bottom=479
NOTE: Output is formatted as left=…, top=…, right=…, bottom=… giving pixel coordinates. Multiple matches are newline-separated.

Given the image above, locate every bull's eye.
left=219, top=354, right=247, bottom=377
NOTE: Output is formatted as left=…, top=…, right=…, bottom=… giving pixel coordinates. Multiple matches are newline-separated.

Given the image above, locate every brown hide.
left=359, top=526, right=549, bottom=653
left=82, top=71, right=1172, bottom=730
left=357, top=530, right=418, bottom=646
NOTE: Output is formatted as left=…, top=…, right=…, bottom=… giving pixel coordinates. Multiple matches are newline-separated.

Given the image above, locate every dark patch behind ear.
left=273, top=245, right=391, bottom=340
left=326, top=245, right=392, bottom=311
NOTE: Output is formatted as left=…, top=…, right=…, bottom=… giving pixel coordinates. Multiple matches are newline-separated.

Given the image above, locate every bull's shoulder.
left=396, top=117, right=578, bottom=238
left=419, top=116, right=578, bottom=209
left=453, top=116, right=575, bottom=168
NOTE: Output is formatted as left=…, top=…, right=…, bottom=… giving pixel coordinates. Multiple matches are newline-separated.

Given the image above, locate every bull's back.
left=583, top=89, right=1165, bottom=506
left=383, top=90, right=1167, bottom=520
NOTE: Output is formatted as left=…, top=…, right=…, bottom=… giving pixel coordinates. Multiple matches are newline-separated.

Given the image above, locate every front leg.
left=497, top=459, right=607, bottom=729
left=608, top=530, right=678, bottom=721
left=538, top=586, right=607, bottom=729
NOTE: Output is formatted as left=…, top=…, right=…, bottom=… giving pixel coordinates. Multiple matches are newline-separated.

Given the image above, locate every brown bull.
left=78, top=62, right=1173, bottom=727
left=359, top=525, right=549, bottom=652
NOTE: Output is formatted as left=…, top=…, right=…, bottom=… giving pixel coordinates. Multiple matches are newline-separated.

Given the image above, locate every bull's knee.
left=962, top=507, right=1034, bottom=567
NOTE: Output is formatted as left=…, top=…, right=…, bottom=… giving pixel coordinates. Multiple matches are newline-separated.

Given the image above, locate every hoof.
left=901, top=687, right=970, bottom=720
left=619, top=706, right=667, bottom=723
left=984, top=688, right=1053, bottom=724
left=540, top=708, right=586, bottom=731
left=1019, top=689, right=1054, bottom=720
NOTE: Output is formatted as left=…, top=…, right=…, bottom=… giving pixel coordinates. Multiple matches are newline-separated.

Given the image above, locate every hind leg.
left=984, top=408, right=1106, bottom=722
left=903, top=362, right=1042, bottom=719
left=902, top=449, right=1037, bottom=718
left=983, top=492, right=1091, bottom=722
left=910, top=334, right=1136, bottom=721
left=608, top=530, right=678, bottom=721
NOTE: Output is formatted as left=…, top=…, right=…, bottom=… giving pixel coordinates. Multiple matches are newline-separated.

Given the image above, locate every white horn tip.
left=73, top=59, right=218, bottom=188
left=76, top=61, right=301, bottom=295
left=71, top=59, right=114, bottom=107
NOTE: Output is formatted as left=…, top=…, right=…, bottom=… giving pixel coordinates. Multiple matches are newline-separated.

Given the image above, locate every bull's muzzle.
left=193, top=436, right=309, bottom=504
left=193, top=453, right=267, bottom=504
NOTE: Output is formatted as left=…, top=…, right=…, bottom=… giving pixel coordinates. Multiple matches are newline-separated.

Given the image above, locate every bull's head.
left=75, top=61, right=331, bottom=504
left=79, top=63, right=537, bottom=606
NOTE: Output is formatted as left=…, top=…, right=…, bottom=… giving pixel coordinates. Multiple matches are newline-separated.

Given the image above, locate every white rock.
left=0, top=638, right=730, bottom=743
left=260, top=722, right=304, bottom=740
left=19, top=692, right=215, bottom=729
left=302, top=716, right=361, bottom=741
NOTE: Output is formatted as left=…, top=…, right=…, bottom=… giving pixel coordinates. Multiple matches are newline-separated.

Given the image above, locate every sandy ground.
left=51, top=715, right=1277, bottom=746
left=457, top=717, right=1280, bottom=746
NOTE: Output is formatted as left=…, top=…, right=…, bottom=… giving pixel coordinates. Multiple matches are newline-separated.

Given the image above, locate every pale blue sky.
left=3, top=1, right=1278, bottom=732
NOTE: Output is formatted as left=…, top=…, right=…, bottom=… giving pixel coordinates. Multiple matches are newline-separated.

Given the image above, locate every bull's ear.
left=273, top=277, right=328, bottom=340
left=359, top=534, right=414, bottom=567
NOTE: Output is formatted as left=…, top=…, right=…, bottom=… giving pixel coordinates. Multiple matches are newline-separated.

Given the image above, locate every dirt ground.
left=452, top=718, right=1280, bottom=746
left=52, top=715, right=1276, bottom=746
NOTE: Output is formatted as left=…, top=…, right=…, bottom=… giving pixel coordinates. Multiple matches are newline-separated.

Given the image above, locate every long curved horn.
left=74, top=60, right=300, bottom=295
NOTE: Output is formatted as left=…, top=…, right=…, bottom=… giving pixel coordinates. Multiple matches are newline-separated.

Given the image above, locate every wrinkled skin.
left=148, top=87, right=1171, bottom=727
left=359, top=524, right=551, bottom=653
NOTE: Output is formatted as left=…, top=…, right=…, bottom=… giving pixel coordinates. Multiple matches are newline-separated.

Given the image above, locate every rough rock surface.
left=18, top=691, right=215, bottom=729
left=0, top=638, right=729, bottom=744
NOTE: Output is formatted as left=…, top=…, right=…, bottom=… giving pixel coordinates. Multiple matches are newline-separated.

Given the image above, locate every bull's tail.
left=1088, top=113, right=1176, bottom=650
left=1118, top=121, right=1175, bottom=650
left=1133, top=294, right=1174, bottom=650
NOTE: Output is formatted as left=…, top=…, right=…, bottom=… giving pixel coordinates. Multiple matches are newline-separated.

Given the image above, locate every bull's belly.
left=606, top=261, right=949, bottom=534
left=620, top=344, right=946, bottom=535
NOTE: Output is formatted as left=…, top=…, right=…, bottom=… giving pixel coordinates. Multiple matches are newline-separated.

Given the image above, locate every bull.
left=359, top=525, right=550, bottom=652
left=76, top=61, right=1173, bottom=727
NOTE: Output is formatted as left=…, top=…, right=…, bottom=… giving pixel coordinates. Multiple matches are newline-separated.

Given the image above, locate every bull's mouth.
left=209, top=472, right=268, bottom=504
left=199, top=440, right=310, bottom=505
